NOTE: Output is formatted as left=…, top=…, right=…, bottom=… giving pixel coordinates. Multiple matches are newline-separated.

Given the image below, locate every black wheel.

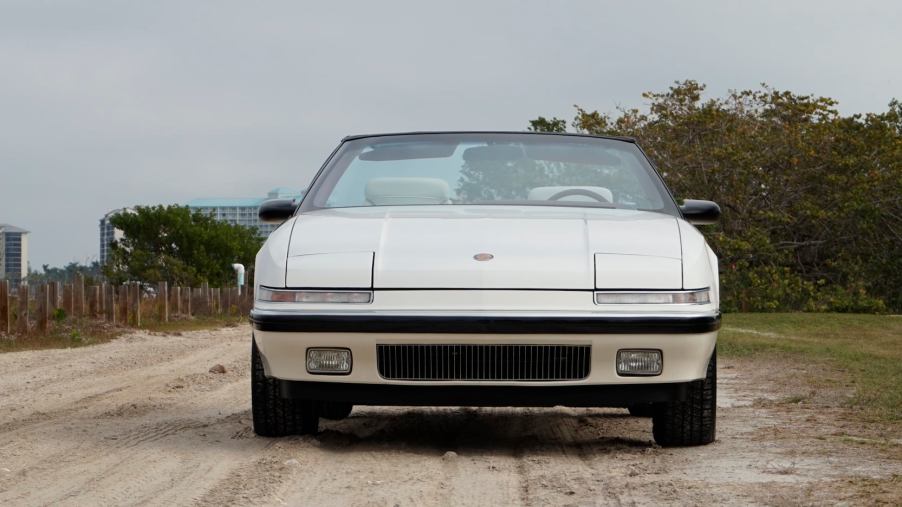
left=628, top=403, right=655, bottom=417
left=251, top=339, right=319, bottom=437
left=320, top=402, right=353, bottom=421
left=652, top=349, right=716, bottom=447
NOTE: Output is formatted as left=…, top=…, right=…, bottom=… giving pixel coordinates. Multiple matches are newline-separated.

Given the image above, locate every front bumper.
left=250, top=311, right=721, bottom=334
left=251, top=310, right=719, bottom=393
left=280, top=379, right=698, bottom=407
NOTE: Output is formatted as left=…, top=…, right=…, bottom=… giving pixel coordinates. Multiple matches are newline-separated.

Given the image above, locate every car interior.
left=364, top=177, right=453, bottom=205
left=364, top=177, right=615, bottom=206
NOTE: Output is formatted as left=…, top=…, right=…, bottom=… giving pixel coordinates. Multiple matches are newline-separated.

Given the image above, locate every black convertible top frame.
left=341, top=130, right=637, bottom=144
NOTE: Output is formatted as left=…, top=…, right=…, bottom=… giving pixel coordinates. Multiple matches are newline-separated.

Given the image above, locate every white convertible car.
left=251, top=131, right=721, bottom=446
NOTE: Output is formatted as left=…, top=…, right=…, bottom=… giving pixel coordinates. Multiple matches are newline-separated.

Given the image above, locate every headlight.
left=594, top=289, right=710, bottom=305
left=257, top=287, right=373, bottom=304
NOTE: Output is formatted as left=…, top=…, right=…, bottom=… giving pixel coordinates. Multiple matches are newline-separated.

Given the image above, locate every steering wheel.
left=547, top=188, right=612, bottom=203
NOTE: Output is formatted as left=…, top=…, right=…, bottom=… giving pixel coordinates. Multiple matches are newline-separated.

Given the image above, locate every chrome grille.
left=376, top=344, right=591, bottom=381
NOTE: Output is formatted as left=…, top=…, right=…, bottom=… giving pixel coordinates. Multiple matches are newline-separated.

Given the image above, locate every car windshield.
left=304, top=133, right=678, bottom=215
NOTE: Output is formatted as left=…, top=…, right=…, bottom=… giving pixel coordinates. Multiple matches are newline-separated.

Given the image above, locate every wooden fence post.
left=125, top=283, right=132, bottom=325
left=99, top=282, right=107, bottom=315
left=158, top=281, right=169, bottom=323
left=63, top=284, right=73, bottom=316
left=134, top=283, right=142, bottom=327
left=105, top=284, right=116, bottom=323
left=37, top=284, right=49, bottom=332
left=200, top=287, right=208, bottom=316
left=186, top=288, right=193, bottom=317
left=17, top=285, right=29, bottom=334
left=243, top=274, right=253, bottom=315
left=125, top=284, right=131, bottom=325
left=171, top=286, right=181, bottom=317
left=239, top=285, right=251, bottom=315
left=74, top=273, right=85, bottom=318
left=128, top=283, right=140, bottom=327
left=0, top=281, right=9, bottom=334
left=48, top=282, right=60, bottom=313
left=87, top=286, right=96, bottom=318
left=118, top=285, right=128, bottom=325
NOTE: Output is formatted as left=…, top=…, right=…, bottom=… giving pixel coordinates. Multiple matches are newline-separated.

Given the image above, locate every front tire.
left=652, top=349, right=716, bottom=447
left=251, top=339, right=319, bottom=437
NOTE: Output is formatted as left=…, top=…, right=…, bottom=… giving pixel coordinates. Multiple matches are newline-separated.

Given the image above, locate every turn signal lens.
left=257, top=287, right=373, bottom=304
left=594, top=289, right=710, bottom=305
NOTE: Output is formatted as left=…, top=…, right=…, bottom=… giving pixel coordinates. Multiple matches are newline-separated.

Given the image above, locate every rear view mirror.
left=258, top=199, right=297, bottom=223
left=680, top=199, right=720, bottom=225
left=359, top=142, right=458, bottom=161
left=462, top=145, right=525, bottom=163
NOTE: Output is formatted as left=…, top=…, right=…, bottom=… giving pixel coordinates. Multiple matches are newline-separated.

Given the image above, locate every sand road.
left=0, top=325, right=898, bottom=506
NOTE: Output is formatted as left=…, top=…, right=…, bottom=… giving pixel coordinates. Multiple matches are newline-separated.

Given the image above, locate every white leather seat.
left=528, top=186, right=613, bottom=202
left=365, top=177, right=452, bottom=205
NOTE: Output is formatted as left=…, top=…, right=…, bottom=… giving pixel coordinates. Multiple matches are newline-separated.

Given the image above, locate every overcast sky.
left=1, top=0, right=900, bottom=268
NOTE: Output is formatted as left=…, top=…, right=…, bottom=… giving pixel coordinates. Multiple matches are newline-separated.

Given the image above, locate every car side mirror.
left=258, top=199, right=297, bottom=223
left=679, top=199, right=720, bottom=225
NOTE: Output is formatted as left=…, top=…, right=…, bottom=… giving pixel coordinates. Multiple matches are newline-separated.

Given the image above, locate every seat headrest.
left=528, top=186, right=614, bottom=202
left=365, top=177, right=452, bottom=206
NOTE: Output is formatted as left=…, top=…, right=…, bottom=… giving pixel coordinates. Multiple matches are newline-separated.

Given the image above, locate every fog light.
left=306, top=348, right=352, bottom=374
left=617, top=349, right=662, bottom=376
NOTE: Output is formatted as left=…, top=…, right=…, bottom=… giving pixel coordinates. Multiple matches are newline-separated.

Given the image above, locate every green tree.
left=528, top=116, right=568, bottom=133
left=532, top=81, right=902, bottom=312
left=103, top=205, right=262, bottom=287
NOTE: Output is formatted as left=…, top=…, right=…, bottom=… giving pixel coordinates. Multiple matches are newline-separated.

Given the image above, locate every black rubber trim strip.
left=259, top=286, right=701, bottom=292
left=341, top=130, right=637, bottom=143
left=250, top=312, right=721, bottom=334
left=279, top=379, right=695, bottom=406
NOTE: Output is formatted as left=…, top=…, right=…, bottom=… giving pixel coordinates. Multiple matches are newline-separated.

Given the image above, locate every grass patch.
left=719, top=313, right=902, bottom=422
left=0, top=315, right=245, bottom=353
left=142, top=315, right=245, bottom=334
left=778, top=393, right=812, bottom=405
left=834, top=475, right=902, bottom=506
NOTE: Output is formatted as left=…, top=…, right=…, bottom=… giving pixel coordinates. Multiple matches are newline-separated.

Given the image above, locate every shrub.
left=532, top=82, right=902, bottom=312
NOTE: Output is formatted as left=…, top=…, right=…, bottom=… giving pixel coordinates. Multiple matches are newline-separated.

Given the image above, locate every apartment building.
left=0, top=224, right=29, bottom=285
left=187, top=187, right=305, bottom=238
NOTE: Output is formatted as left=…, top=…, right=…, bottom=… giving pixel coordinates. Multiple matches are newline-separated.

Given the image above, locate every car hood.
left=286, top=206, right=683, bottom=290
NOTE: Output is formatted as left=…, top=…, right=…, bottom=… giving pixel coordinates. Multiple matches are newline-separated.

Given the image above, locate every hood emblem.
left=473, top=253, right=494, bottom=261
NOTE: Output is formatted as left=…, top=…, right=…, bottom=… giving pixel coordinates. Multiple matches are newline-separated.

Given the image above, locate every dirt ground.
left=0, top=325, right=899, bottom=506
